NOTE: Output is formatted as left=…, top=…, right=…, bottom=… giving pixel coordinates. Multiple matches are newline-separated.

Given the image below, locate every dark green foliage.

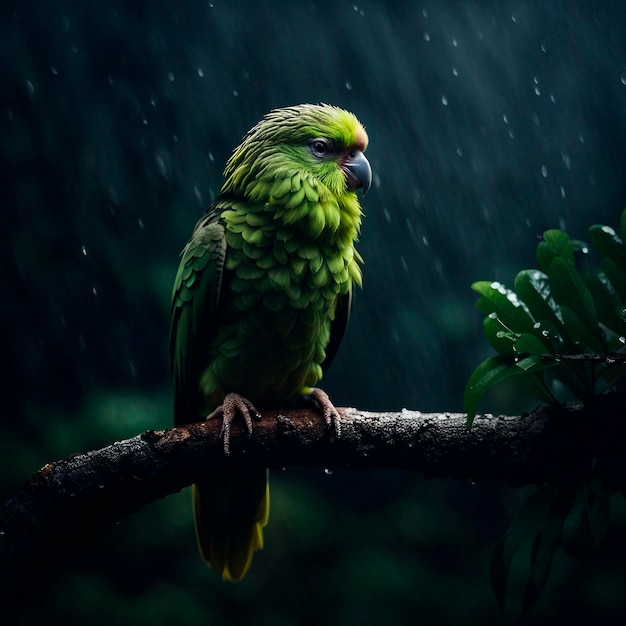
left=466, top=210, right=626, bottom=620
left=465, top=211, right=626, bottom=425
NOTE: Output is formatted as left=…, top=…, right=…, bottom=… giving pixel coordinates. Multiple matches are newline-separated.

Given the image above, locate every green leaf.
left=491, top=485, right=570, bottom=622
left=570, top=238, right=590, bottom=253
left=562, top=481, right=610, bottom=558
left=549, top=256, right=600, bottom=333
left=472, top=281, right=535, bottom=333
left=464, top=356, right=518, bottom=427
left=516, top=371, right=558, bottom=405
left=483, top=314, right=517, bottom=355
left=601, top=258, right=626, bottom=304
left=590, top=224, right=626, bottom=273
left=536, top=229, right=574, bottom=272
left=584, top=268, right=626, bottom=336
left=513, top=332, right=550, bottom=355
left=514, top=269, right=563, bottom=328
left=559, top=306, right=606, bottom=353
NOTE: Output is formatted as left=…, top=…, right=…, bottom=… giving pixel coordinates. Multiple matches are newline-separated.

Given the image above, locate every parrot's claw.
left=308, top=388, right=341, bottom=441
left=207, top=392, right=262, bottom=456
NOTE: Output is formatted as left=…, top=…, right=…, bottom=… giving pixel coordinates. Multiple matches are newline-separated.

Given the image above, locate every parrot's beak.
left=343, top=150, right=372, bottom=196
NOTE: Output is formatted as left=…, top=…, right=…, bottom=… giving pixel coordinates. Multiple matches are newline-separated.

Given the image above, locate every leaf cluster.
left=491, top=480, right=611, bottom=622
left=464, top=209, right=626, bottom=621
left=465, top=210, right=626, bottom=426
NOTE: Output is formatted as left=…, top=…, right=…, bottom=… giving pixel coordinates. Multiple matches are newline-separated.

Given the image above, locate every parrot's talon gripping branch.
left=207, top=392, right=262, bottom=456
left=308, top=388, right=342, bottom=441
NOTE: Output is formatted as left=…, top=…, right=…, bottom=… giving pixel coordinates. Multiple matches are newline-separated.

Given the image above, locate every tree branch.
left=2, top=394, right=626, bottom=575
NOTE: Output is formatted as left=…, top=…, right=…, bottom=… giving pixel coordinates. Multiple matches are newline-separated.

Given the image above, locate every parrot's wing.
left=170, top=208, right=226, bottom=426
left=321, top=287, right=352, bottom=374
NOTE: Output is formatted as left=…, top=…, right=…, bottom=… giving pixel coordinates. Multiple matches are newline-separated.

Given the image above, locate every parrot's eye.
left=309, top=138, right=331, bottom=158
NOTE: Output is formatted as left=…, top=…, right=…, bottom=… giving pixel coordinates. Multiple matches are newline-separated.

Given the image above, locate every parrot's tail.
left=192, top=466, right=269, bottom=581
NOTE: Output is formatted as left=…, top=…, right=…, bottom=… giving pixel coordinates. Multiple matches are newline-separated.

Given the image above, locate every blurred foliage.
left=3, top=1, right=626, bottom=624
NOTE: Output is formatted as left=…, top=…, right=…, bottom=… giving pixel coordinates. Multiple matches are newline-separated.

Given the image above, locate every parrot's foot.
left=307, top=388, right=341, bottom=441
left=207, top=393, right=262, bottom=456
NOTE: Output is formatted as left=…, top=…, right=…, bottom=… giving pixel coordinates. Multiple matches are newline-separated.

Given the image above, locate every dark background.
left=3, top=1, right=626, bottom=624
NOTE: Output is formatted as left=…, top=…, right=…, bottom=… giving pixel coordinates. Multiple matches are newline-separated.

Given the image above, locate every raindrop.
left=452, top=66, right=458, bottom=76
left=167, top=72, right=175, bottom=82
left=507, top=292, right=522, bottom=306
left=561, top=186, right=566, bottom=198
left=619, top=336, right=626, bottom=344
left=25, top=80, right=35, bottom=98
left=561, top=152, right=571, bottom=169
left=197, top=67, right=204, bottom=77
left=621, top=73, right=626, bottom=86
left=92, top=286, right=98, bottom=296
left=534, top=85, right=541, bottom=96
left=51, top=65, right=59, bottom=76
left=324, top=468, right=333, bottom=475
left=422, top=9, right=428, bottom=17
left=508, top=129, right=515, bottom=139
left=533, top=322, right=541, bottom=329
left=208, top=151, right=215, bottom=162
left=233, top=89, right=239, bottom=96
left=138, top=219, right=144, bottom=229
left=601, top=225, right=616, bottom=235
left=541, top=165, right=548, bottom=178
left=423, top=32, right=431, bottom=42
left=549, top=94, right=556, bottom=103
left=503, top=114, right=509, bottom=123
left=511, top=14, right=517, bottom=22
left=452, top=38, right=458, bottom=47
left=155, top=154, right=167, bottom=176
left=488, top=312, right=498, bottom=320
left=383, top=207, right=391, bottom=223
left=345, top=81, right=352, bottom=90
left=456, top=147, right=463, bottom=157
left=441, top=94, right=448, bottom=106
left=540, top=43, right=547, bottom=52
left=81, top=245, right=87, bottom=256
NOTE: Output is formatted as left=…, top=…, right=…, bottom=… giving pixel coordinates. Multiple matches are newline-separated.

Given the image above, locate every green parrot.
left=170, top=103, right=371, bottom=581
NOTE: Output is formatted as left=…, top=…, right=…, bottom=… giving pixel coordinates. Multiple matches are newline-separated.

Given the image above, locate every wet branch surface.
left=2, top=393, right=626, bottom=578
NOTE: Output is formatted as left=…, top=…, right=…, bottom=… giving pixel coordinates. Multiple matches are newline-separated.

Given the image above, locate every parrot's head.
left=221, top=103, right=371, bottom=206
